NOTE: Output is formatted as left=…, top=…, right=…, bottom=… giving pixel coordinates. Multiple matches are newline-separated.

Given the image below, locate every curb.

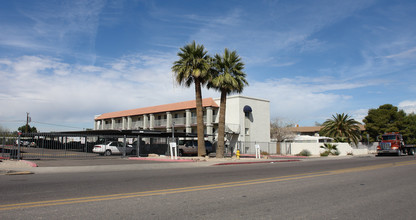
left=239, top=154, right=308, bottom=159
left=213, top=159, right=301, bottom=166
left=21, top=160, right=38, bottom=167
left=128, top=157, right=195, bottom=162
left=4, top=171, right=34, bottom=175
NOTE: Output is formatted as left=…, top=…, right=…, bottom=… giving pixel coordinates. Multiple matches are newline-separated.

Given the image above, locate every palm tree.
left=208, top=48, right=248, bottom=158
left=320, top=143, right=339, bottom=155
left=172, top=41, right=211, bottom=157
left=320, top=113, right=362, bottom=147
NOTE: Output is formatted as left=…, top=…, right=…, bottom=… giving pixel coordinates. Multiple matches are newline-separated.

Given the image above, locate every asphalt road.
left=1, top=156, right=416, bottom=219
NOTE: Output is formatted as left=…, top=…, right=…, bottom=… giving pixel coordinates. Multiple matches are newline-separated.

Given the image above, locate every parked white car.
left=93, top=141, right=135, bottom=156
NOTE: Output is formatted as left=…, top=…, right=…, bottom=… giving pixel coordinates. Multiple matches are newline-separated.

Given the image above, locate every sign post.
left=169, top=142, right=177, bottom=160
left=255, top=144, right=261, bottom=159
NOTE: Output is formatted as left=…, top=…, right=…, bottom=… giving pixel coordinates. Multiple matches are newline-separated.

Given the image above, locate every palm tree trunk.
left=195, top=79, right=206, bottom=157
left=216, top=91, right=227, bottom=158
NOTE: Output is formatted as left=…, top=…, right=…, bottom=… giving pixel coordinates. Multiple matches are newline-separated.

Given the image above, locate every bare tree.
left=270, top=118, right=296, bottom=142
left=0, top=125, right=9, bottom=133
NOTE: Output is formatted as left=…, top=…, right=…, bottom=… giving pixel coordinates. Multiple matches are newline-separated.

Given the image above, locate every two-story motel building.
left=94, top=95, right=270, bottom=147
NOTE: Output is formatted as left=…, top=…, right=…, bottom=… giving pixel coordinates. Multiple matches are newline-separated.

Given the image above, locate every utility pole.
left=25, top=112, right=30, bottom=133
left=172, top=121, right=175, bottom=139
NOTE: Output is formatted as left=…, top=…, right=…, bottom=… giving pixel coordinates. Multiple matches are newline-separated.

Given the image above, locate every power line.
left=32, top=121, right=85, bottom=129
left=0, top=119, right=86, bottom=130
left=0, top=120, right=26, bottom=123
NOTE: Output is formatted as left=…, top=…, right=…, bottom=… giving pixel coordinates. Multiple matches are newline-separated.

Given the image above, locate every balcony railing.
left=103, top=124, right=112, bottom=130
left=173, top=117, right=186, bottom=125
left=154, top=119, right=167, bottom=127
left=131, top=121, right=143, bottom=129
left=114, top=123, right=123, bottom=130
left=191, top=116, right=208, bottom=124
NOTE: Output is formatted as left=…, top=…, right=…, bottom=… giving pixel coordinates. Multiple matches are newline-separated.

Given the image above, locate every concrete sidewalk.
left=0, top=155, right=362, bottom=175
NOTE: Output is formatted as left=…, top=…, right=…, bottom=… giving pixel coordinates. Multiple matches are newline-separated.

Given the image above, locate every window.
left=245, top=128, right=250, bottom=135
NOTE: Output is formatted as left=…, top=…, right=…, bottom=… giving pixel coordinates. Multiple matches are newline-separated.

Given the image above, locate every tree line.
left=271, top=103, right=416, bottom=146
left=363, top=104, right=416, bottom=144
left=320, top=104, right=416, bottom=145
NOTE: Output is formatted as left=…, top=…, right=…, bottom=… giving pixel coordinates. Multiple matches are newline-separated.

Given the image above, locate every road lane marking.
left=1, top=160, right=416, bottom=211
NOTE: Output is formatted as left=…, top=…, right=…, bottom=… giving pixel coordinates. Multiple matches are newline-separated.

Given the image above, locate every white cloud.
left=3, top=53, right=369, bottom=131
left=244, top=78, right=355, bottom=125
left=0, top=54, right=200, bottom=131
left=399, top=100, right=416, bottom=114
left=384, top=47, right=416, bottom=59
left=0, top=0, right=105, bottom=63
left=188, top=0, right=374, bottom=66
left=351, top=108, right=369, bottom=124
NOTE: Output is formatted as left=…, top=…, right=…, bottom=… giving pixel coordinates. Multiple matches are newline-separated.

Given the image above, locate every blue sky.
left=1, top=0, right=415, bottom=132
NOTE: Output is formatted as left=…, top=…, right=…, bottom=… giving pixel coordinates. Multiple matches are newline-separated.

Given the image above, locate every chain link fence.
left=6, top=132, right=378, bottom=159
left=0, top=132, right=177, bottom=160
left=236, top=141, right=279, bottom=155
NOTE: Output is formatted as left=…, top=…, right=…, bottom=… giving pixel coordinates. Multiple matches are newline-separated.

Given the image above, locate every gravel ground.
left=0, top=160, right=36, bottom=175
left=1, top=159, right=34, bottom=168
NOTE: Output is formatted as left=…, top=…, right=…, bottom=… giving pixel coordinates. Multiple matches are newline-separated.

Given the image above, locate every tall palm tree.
left=209, top=48, right=248, bottom=158
left=320, top=113, right=362, bottom=147
left=172, top=41, right=211, bottom=157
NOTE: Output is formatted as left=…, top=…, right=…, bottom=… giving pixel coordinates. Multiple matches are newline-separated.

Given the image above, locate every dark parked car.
left=177, top=140, right=215, bottom=156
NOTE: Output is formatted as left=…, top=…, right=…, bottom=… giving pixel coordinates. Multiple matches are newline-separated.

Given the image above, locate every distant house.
left=287, top=135, right=333, bottom=143
left=288, top=125, right=365, bottom=136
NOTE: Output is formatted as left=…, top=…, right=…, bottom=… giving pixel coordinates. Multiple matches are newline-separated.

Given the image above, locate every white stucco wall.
left=286, top=142, right=354, bottom=156
left=214, top=95, right=270, bottom=143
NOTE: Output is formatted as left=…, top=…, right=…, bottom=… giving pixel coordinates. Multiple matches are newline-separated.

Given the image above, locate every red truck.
left=377, top=132, right=416, bottom=156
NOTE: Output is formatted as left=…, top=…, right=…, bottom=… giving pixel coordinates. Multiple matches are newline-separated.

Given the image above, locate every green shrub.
left=320, top=143, right=339, bottom=156
left=320, top=151, right=330, bottom=157
left=298, top=149, right=311, bottom=156
left=260, top=151, right=269, bottom=155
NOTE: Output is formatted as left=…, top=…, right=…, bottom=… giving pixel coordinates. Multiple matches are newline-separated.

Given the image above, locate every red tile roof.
left=288, top=124, right=365, bottom=133
left=95, top=98, right=219, bottom=120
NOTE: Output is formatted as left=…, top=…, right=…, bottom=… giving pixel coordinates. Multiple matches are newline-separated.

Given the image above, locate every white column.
left=206, top=107, right=213, bottom=142
left=166, top=112, right=172, bottom=132
left=127, top=116, right=132, bottom=130
left=122, top=117, right=127, bottom=130
left=111, top=118, right=115, bottom=129
left=149, top=114, right=155, bottom=130
left=143, top=115, right=148, bottom=129
left=185, top=109, right=192, bottom=133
